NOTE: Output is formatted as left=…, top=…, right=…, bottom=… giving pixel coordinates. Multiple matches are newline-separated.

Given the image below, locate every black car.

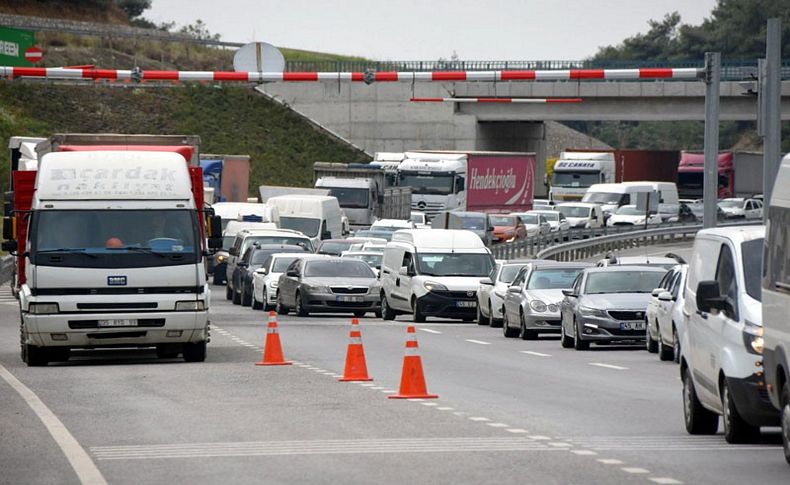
left=316, top=238, right=367, bottom=256
left=231, top=244, right=310, bottom=306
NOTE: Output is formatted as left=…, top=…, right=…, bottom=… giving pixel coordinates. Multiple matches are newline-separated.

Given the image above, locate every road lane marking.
left=437, top=407, right=454, bottom=411
left=649, top=479, right=683, bottom=484
left=589, top=363, right=629, bottom=371
left=419, top=328, right=442, bottom=334
left=597, top=459, right=624, bottom=465
left=486, top=423, right=509, bottom=428
left=421, top=402, right=438, bottom=407
left=621, top=467, right=650, bottom=474
left=0, top=364, right=108, bottom=485
left=520, top=351, right=552, bottom=357
left=548, top=442, right=573, bottom=448
left=465, top=339, right=491, bottom=345
left=529, top=435, right=551, bottom=440
left=506, top=429, right=528, bottom=434
left=571, top=449, right=597, bottom=455
left=468, top=417, right=490, bottom=422
left=370, top=386, right=386, bottom=390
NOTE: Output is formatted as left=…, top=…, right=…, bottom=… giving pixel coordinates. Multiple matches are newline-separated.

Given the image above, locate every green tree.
left=114, top=0, right=151, bottom=19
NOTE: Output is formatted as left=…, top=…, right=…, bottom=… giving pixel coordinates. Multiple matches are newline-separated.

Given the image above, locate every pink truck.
left=677, top=151, right=764, bottom=199
left=397, top=150, right=536, bottom=218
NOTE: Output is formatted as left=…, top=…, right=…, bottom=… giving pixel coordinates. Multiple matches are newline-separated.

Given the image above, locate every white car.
left=511, top=212, right=550, bottom=237
left=557, top=202, right=605, bottom=230
left=606, top=205, right=662, bottom=227
left=477, top=261, right=529, bottom=327
left=680, top=225, right=779, bottom=443
left=528, top=210, right=570, bottom=236
left=645, top=264, right=687, bottom=362
left=252, top=253, right=327, bottom=311
left=718, top=198, right=763, bottom=220
left=371, top=218, right=415, bottom=231
left=409, top=211, right=430, bottom=229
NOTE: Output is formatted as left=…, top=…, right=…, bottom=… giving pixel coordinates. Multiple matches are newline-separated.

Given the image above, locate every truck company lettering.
left=470, top=167, right=517, bottom=194
left=47, top=165, right=178, bottom=197
left=556, top=161, right=596, bottom=168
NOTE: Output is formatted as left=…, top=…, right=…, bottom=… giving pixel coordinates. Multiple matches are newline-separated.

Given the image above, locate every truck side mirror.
left=2, top=216, right=15, bottom=241
left=1, top=239, right=17, bottom=252
left=207, top=215, right=222, bottom=239
left=208, top=237, right=223, bottom=250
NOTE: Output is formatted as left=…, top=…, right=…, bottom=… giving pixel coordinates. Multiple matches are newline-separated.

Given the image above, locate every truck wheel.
left=225, top=285, right=233, bottom=300
left=182, top=341, right=207, bottom=362
left=381, top=295, right=396, bottom=321
left=25, top=345, right=49, bottom=367
left=646, top=320, right=658, bottom=353
left=782, top=385, right=790, bottom=465
left=412, top=298, right=426, bottom=323
left=721, top=379, right=760, bottom=443
left=156, top=344, right=180, bottom=359
left=683, top=368, right=719, bottom=435
left=241, top=285, right=252, bottom=307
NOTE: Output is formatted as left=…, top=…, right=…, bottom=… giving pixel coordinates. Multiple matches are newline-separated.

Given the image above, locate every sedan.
left=560, top=266, right=668, bottom=350
left=477, top=260, right=530, bottom=327
left=502, top=261, right=591, bottom=339
left=233, top=244, right=310, bottom=306
left=511, top=213, right=551, bottom=237
left=276, top=257, right=382, bottom=317
left=528, top=210, right=570, bottom=238
left=252, top=253, right=328, bottom=311
left=317, top=238, right=371, bottom=256
left=606, top=205, right=662, bottom=227
left=490, top=215, right=527, bottom=243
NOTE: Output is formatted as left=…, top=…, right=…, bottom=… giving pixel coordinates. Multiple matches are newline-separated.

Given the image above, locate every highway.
left=1, top=240, right=787, bottom=485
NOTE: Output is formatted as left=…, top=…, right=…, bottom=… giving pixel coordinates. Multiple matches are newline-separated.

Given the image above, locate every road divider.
left=255, top=311, right=292, bottom=366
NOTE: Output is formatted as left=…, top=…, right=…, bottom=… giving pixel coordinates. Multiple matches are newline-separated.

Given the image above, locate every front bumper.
left=726, top=374, right=781, bottom=427
left=417, top=291, right=477, bottom=319
left=302, top=290, right=381, bottom=314
left=576, top=314, right=645, bottom=343
left=23, top=311, right=209, bottom=348
left=523, top=311, right=562, bottom=332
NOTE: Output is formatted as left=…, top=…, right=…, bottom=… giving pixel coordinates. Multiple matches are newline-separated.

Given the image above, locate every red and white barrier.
left=410, top=97, right=583, bottom=103
left=0, top=66, right=703, bottom=83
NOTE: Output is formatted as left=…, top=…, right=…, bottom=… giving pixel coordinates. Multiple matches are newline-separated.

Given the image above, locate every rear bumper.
left=417, top=292, right=477, bottom=319
left=303, top=291, right=381, bottom=314
left=726, top=374, right=780, bottom=427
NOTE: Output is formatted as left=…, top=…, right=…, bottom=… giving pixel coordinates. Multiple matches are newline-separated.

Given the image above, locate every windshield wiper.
left=107, top=246, right=168, bottom=258
left=35, top=248, right=98, bottom=258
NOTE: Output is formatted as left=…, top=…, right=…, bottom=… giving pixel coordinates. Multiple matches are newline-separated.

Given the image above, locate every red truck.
left=677, top=151, right=764, bottom=199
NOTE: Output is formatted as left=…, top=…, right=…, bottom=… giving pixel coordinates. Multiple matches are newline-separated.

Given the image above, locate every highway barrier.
left=339, top=318, right=373, bottom=382
left=255, top=312, right=292, bottom=366
left=389, top=326, right=438, bottom=400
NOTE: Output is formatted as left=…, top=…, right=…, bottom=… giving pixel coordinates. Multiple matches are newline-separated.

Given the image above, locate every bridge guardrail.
left=490, top=224, right=640, bottom=260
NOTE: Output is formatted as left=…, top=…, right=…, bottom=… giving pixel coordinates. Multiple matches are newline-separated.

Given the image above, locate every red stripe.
left=639, top=68, right=674, bottom=78
left=410, top=98, right=444, bottom=102
left=350, top=331, right=362, bottom=338
left=432, top=71, right=467, bottom=81
left=12, top=67, right=46, bottom=77
left=85, top=69, right=118, bottom=79
left=143, top=70, right=179, bottom=80
left=268, top=322, right=277, bottom=328
left=407, top=326, right=416, bottom=333
left=500, top=70, right=537, bottom=80
left=406, top=341, right=419, bottom=348
left=283, top=72, right=319, bottom=81
left=214, top=71, right=249, bottom=81
left=375, top=72, right=399, bottom=81
left=546, top=98, right=583, bottom=103
left=478, top=98, right=513, bottom=103
left=570, top=69, right=605, bottom=79
left=351, top=72, right=365, bottom=81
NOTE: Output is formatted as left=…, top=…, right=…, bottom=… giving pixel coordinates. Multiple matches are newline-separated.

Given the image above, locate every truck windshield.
left=327, top=188, right=369, bottom=209
left=31, top=209, right=199, bottom=268
left=399, top=172, right=454, bottom=195
left=279, top=217, right=320, bottom=237
left=416, top=253, right=493, bottom=277
left=552, top=172, right=600, bottom=188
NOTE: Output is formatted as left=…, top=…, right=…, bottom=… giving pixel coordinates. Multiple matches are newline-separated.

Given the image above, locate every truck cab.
left=315, top=176, right=377, bottom=227
left=550, top=152, right=615, bottom=202
left=399, top=152, right=467, bottom=218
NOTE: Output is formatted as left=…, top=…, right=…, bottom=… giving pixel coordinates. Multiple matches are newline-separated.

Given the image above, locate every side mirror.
left=237, top=262, right=248, bottom=268
left=208, top=237, right=223, bottom=250
left=658, top=291, right=674, bottom=302
left=398, top=266, right=408, bottom=276
left=322, top=230, right=332, bottom=240
left=255, top=267, right=267, bottom=274
left=286, top=269, right=298, bottom=277
left=562, top=289, right=576, bottom=297
left=480, top=277, right=494, bottom=286
left=207, top=215, right=222, bottom=239
left=651, top=288, right=663, bottom=297
left=696, top=280, right=726, bottom=313
left=1, top=239, right=17, bottom=252
left=229, top=247, right=238, bottom=256
left=507, top=285, right=521, bottom=293
left=2, top=216, right=15, bottom=240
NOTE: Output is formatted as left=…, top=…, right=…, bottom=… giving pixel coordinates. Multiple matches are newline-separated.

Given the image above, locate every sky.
left=147, top=0, right=718, bottom=61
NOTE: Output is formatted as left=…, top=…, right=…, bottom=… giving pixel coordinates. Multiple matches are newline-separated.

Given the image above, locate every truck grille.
left=68, top=319, right=165, bottom=329
left=330, top=287, right=368, bottom=294
left=412, top=201, right=445, bottom=217
left=608, top=310, right=646, bottom=321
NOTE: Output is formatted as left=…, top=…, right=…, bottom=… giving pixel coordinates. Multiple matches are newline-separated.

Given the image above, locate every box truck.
left=677, top=151, right=764, bottom=199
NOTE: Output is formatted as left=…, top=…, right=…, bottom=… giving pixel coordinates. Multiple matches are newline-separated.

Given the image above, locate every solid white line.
left=468, top=417, right=490, bottom=422
left=548, top=442, right=573, bottom=447
left=487, top=423, right=509, bottom=428
left=571, top=449, right=598, bottom=455
left=520, top=351, right=552, bottom=357
left=419, top=328, right=442, bottom=334
left=506, top=429, right=528, bottom=434
left=529, top=435, right=551, bottom=440
left=649, top=478, right=683, bottom=484
left=0, top=364, right=108, bottom=485
left=421, top=402, right=438, bottom=407
left=589, top=363, right=629, bottom=371
left=437, top=407, right=454, bottom=411
left=465, top=339, right=491, bottom=345
left=597, top=458, right=624, bottom=465
left=621, top=467, right=650, bottom=474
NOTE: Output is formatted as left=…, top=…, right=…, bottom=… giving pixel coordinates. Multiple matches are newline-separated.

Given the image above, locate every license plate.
left=456, top=301, right=477, bottom=308
left=98, top=319, right=138, bottom=327
left=620, top=321, right=645, bottom=331
left=336, top=296, right=363, bottom=303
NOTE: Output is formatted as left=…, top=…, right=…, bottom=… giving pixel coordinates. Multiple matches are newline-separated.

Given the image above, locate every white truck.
left=313, top=162, right=411, bottom=228
left=1, top=134, right=222, bottom=366
left=550, top=151, right=615, bottom=202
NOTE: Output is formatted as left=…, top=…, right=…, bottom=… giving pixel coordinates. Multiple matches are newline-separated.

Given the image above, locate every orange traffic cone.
left=255, top=311, right=292, bottom=366
left=339, top=318, right=373, bottom=382
left=389, top=325, right=438, bottom=399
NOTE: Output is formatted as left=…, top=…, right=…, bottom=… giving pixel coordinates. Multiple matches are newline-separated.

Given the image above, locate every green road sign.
left=0, top=26, right=36, bottom=67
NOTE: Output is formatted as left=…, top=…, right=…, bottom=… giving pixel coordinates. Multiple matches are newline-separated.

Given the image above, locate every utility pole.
left=762, top=18, right=782, bottom=216
left=703, top=52, right=721, bottom=228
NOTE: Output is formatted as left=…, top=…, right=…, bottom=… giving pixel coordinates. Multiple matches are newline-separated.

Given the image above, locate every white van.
left=680, top=225, right=778, bottom=443
left=379, top=229, right=494, bottom=322
left=212, top=202, right=280, bottom=229
left=557, top=202, right=605, bottom=229
left=582, top=182, right=679, bottom=220
left=267, top=195, right=344, bottom=247
left=763, top=153, right=790, bottom=464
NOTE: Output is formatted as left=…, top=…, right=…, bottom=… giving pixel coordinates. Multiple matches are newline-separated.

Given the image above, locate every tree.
left=115, top=0, right=151, bottom=19
left=179, top=20, right=221, bottom=41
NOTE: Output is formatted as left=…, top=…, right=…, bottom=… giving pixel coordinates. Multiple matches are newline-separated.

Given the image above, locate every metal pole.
left=703, top=52, right=721, bottom=229
left=763, top=18, right=782, bottom=217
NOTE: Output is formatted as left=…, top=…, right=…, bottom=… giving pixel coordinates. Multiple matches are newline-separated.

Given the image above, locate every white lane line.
left=571, top=449, right=598, bottom=456
left=453, top=412, right=468, bottom=417
left=649, top=478, right=683, bottom=484
left=621, top=467, right=650, bottom=474
left=465, top=339, right=491, bottom=345
left=419, top=328, right=442, bottom=334
left=506, top=429, right=528, bottom=434
left=0, top=364, right=108, bottom=485
left=548, top=442, right=573, bottom=448
left=381, top=390, right=396, bottom=394
left=370, top=386, right=386, bottom=390
left=407, top=398, right=425, bottom=402
left=468, top=417, right=490, bottom=422
left=589, top=363, right=629, bottom=371
left=520, top=350, right=552, bottom=357
left=436, top=407, right=454, bottom=411
left=486, top=423, right=509, bottom=428
left=597, top=458, right=624, bottom=465
left=529, top=435, right=551, bottom=441
left=359, top=383, right=376, bottom=387
left=421, top=402, right=438, bottom=407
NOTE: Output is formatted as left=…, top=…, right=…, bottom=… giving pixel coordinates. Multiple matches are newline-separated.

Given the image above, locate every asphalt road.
left=1, top=241, right=788, bottom=484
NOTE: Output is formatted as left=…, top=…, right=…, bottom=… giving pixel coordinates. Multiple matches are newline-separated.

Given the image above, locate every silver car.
left=502, top=261, right=591, bottom=339
left=477, top=260, right=531, bottom=327
left=560, top=266, right=668, bottom=350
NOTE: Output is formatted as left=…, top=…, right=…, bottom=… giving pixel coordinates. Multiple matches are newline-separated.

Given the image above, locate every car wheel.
left=502, top=310, right=519, bottom=338
left=374, top=310, right=382, bottom=318
left=252, top=291, right=263, bottom=310
left=781, top=385, right=790, bottom=465
left=295, top=292, right=309, bottom=317
left=672, top=325, right=681, bottom=364
left=182, top=341, right=207, bottom=362
left=682, top=367, right=719, bottom=435
left=721, top=379, right=761, bottom=444
left=276, top=293, right=289, bottom=315
left=646, top=319, right=658, bottom=353
left=241, top=285, right=252, bottom=307
left=519, top=312, right=538, bottom=340
left=488, top=301, right=503, bottom=328
left=412, top=298, right=426, bottom=323
left=226, top=285, right=233, bottom=300
left=232, top=286, right=241, bottom=305
left=659, top=333, right=674, bottom=361
left=477, top=302, right=489, bottom=326
left=381, top=294, right=396, bottom=321
left=560, top=321, right=574, bottom=348
left=573, top=319, right=589, bottom=350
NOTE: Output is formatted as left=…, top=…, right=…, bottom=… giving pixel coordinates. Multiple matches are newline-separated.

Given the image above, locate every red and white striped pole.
left=410, top=97, right=583, bottom=103
left=0, top=66, right=703, bottom=83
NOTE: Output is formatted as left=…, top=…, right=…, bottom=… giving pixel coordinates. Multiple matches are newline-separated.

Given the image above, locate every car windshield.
left=533, top=204, right=553, bottom=211
left=533, top=211, right=558, bottom=221
left=499, top=264, right=526, bottom=284
left=305, top=260, right=375, bottom=278
left=615, top=206, right=643, bottom=216
left=222, top=235, right=236, bottom=250
left=559, top=206, right=590, bottom=218
left=742, top=238, right=763, bottom=301
left=519, top=214, right=540, bottom=224
left=416, top=253, right=493, bottom=277
left=327, top=187, right=369, bottom=209
left=31, top=209, right=199, bottom=268
left=527, top=267, right=586, bottom=289
left=399, top=172, right=454, bottom=195
left=552, top=171, right=600, bottom=188
left=272, top=256, right=300, bottom=273
left=584, top=271, right=666, bottom=294
left=243, top=236, right=313, bottom=254
left=490, top=215, right=515, bottom=226
left=583, top=192, right=622, bottom=204
left=318, top=241, right=354, bottom=255
left=719, top=199, right=743, bottom=208
left=354, top=230, right=393, bottom=241
left=279, top=216, right=320, bottom=237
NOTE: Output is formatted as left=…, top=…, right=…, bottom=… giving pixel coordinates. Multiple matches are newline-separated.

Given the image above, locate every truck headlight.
left=28, top=302, right=60, bottom=314
left=530, top=300, right=547, bottom=312
left=175, top=300, right=206, bottom=311
left=579, top=306, right=607, bottom=318
left=742, top=319, right=764, bottom=355
left=424, top=281, right=448, bottom=292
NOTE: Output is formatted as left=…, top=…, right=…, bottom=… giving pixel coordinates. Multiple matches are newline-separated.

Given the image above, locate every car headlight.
left=742, top=319, right=764, bottom=355
left=424, top=281, right=448, bottom=292
left=530, top=300, right=547, bottom=312
left=270, top=280, right=279, bottom=288
left=579, top=306, right=607, bottom=317
left=175, top=300, right=206, bottom=311
left=28, top=302, right=59, bottom=314
left=304, top=283, right=330, bottom=293
left=215, top=254, right=227, bottom=263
